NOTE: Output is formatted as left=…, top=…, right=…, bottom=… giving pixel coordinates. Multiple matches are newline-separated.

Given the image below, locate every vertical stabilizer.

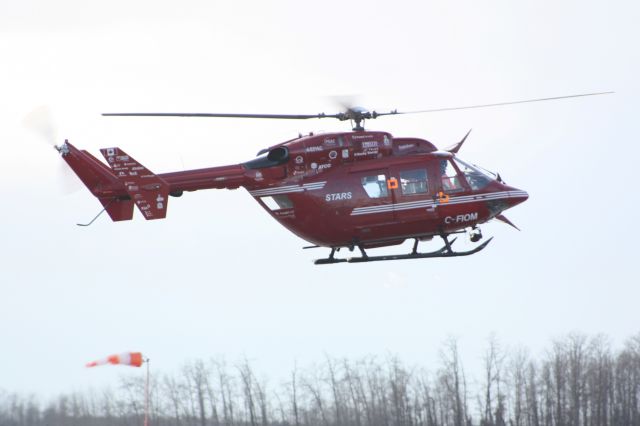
left=99, top=147, right=170, bottom=220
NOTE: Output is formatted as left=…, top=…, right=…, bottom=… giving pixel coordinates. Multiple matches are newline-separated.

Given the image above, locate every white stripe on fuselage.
left=350, top=191, right=527, bottom=216
left=249, top=181, right=327, bottom=197
left=248, top=183, right=526, bottom=217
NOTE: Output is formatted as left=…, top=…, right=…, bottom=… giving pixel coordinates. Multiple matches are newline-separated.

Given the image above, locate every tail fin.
left=58, top=141, right=169, bottom=221
left=99, top=147, right=170, bottom=220
left=58, top=141, right=134, bottom=221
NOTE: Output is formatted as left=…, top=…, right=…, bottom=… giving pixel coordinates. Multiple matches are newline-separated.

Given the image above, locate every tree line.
left=2, top=332, right=640, bottom=426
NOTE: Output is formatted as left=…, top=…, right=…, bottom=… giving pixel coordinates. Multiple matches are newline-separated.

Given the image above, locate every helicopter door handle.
left=387, top=177, right=398, bottom=189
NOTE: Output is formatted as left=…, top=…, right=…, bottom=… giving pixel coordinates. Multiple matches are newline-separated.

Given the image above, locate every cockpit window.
left=453, top=158, right=494, bottom=190
left=400, top=169, right=428, bottom=195
left=361, top=174, right=389, bottom=198
left=440, top=160, right=464, bottom=192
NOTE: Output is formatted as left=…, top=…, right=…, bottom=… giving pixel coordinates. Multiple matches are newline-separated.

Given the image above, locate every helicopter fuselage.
left=241, top=131, right=527, bottom=249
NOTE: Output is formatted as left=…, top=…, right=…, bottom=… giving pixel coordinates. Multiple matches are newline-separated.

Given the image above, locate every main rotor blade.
left=102, top=112, right=339, bottom=119
left=380, top=91, right=614, bottom=116
left=103, top=91, right=613, bottom=124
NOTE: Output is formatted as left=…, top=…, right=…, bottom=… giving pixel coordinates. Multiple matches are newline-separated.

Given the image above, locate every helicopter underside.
left=253, top=182, right=527, bottom=264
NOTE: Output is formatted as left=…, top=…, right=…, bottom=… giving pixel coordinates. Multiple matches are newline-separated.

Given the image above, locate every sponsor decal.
left=310, top=162, right=318, bottom=169
left=106, top=148, right=116, bottom=156
left=318, top=163, right=332, bottom=170
left=323, top=138, right=336, bottom=146
left=329, top=150, right=337, bottom=159
left=275, top=210, right=296, bottom=219
left=399, top=143, right=415, bottom=150
left=129, top=171, right=138, bottom=176
left=117, top=155, right=130, bottom=162
left=351, top=134, right=373, bottom=140
left=255, top=171, right=264, bottom=181
left=295, top=155, right=304, bottom=164
left=444, top=212, right=479, bottom=224
left=305, top=146, right=323, bottom=153
left=383, top=135, right=391, bottom=146
left=362, top=141, right=378, bottom=149
left=325, top=192, right=352, bottom=201
left=342, top=149, right=349, bottom=159
left=354, top=149, right=378, bottom=157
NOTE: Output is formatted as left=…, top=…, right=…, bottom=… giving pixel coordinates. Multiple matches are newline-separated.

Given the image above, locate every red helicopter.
left=55, top=93, right=609, bottom=264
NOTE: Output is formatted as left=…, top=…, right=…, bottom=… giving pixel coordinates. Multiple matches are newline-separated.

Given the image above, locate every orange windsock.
left=86, top=352, right=144, bottom=368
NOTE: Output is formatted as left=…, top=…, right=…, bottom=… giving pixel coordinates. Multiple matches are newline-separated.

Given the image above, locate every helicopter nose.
left=508, top=188, right=529, bottom=207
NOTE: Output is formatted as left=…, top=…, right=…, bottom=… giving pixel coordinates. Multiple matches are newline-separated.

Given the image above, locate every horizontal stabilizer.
left=100, top=147, right=170, bottom=220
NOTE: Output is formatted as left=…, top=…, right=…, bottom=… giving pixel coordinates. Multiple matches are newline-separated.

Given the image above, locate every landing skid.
left=314, top=236, right=493, bottom=265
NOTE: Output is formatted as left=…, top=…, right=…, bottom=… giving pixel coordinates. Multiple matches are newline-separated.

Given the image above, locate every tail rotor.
left=22, top=106, right=81, bottom=194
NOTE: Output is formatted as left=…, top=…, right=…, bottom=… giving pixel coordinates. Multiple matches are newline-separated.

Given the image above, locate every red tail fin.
left=99, top=147, right=170, bottom=220
left=59, top=141, right=134, bottom=221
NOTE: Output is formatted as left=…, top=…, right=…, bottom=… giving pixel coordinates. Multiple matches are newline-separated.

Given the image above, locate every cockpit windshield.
left=453, top=157, right=495, bottom=190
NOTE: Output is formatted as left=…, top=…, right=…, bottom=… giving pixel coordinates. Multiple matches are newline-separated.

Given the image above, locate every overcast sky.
left=1, top=0, right=638, bottom=398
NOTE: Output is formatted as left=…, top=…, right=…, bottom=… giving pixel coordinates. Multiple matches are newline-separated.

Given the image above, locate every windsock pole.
left=144, top=357, right=150, bottom=426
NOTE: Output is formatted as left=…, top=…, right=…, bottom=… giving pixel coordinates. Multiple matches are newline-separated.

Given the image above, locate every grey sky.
left=1, top=0, right=638, bottom=398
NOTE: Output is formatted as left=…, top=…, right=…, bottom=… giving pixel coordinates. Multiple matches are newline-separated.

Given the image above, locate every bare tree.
left=439, top=337, right=467, bottom=426
left=238, top=359, right=258, bottom=426
left=304, top=365, right=330, bottom=426
left=164, top=374, right=184, bottom=426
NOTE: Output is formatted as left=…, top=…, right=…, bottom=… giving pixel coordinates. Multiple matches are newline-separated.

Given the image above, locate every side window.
left=361, top=174, right=389, bottom=198
left=261, top=195, right=293, bottom=210
left=399, top=169, right=428, bottom=195
left=440, top=160, right=464, bottom=192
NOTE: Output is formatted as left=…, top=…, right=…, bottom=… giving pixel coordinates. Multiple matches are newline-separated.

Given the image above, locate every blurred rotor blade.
left=56, top=160, right=83, bottom=195
left=384, top=91, right=614, bottom=116
left=103, top=112, right=339, bottom=119
left=23, top=106, right=81, bottom=194
left=23, top=105, right=58, bottom=146
left=328, top=94, right=361, bottom=111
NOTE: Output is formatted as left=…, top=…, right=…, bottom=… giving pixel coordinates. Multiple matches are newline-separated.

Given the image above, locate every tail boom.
left=58, top=141, right=248, bottom=222
left=160, top=164, right=247, bottom=193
